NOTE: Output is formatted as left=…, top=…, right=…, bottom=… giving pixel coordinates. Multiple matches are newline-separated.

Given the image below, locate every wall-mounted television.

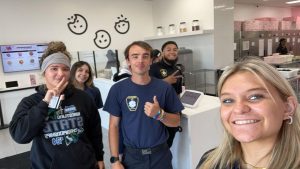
left=0, top=43, right=48, bottom=73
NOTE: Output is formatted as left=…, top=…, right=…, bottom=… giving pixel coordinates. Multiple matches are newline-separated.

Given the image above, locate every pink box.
left=242, top=20, right=263, bottom=31
left=279, top=21, right=293, bottom=30
left=255, top=17, right=277, bottom=21
left=295, top=17, right=300, bottom=30
left=234, top=21, right=242, bottom=31
left=283, top=17, right=296, bottom=21
left=242, top=20, right=278, bottom=31
left=262, top=21, right=279, bottom=31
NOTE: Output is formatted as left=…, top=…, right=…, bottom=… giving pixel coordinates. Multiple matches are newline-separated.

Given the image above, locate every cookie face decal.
left=67, top=14, right=88, bottom=35
left=114, top=14, right=130, bottom=34
left=94, top=30, right=111, bottom=49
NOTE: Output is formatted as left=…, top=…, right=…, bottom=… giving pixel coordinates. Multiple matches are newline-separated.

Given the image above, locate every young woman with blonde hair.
left=197, top=57, right=300, bottom=169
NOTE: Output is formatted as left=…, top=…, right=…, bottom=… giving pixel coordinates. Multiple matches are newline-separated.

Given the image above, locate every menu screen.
left=0, top=43, right=48, bottom=73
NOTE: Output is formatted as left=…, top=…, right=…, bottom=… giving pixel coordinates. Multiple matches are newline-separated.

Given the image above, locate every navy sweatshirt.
left=9, top=85, right=104, bottom=169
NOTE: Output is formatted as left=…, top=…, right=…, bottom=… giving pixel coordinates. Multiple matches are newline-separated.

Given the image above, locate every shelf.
left=144, top=29, right=213, bottom=41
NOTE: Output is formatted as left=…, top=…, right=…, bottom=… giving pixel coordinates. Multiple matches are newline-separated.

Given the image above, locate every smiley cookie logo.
left=67, top=14, right=88, bottom=35
left=94, top=30, right=111, bottom=49
left=114, top=14, right=130, bottom=34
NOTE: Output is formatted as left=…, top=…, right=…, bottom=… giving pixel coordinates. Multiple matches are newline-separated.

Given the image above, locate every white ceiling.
left=235, top=0, right=300, bottom=7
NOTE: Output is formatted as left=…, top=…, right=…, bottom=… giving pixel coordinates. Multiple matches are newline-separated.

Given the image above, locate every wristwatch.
left=110, top=156, right=119, bottom=163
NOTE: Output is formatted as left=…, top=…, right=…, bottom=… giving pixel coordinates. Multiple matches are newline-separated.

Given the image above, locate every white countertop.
left=0, top=85, right=38, bottom=93
left=94, top=77, right=221, bottom=119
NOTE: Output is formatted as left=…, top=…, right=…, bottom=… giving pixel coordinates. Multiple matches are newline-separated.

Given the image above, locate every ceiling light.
left=214, top=5, right=225, bottom=9
left=286, top=0, right=300, bottom=4
left=223, top=7, right=234, bottom=11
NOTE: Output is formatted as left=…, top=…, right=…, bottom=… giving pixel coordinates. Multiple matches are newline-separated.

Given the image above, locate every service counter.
left=0, top=86, right=37, bottom=129
left=94, top=78, right=223, bottom=169
left=171, top=95, right=222, bottom=169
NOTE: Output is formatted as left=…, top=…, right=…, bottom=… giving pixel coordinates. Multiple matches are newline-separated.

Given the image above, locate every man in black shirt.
left=149, top=41, right=183, bottom=147
left=276, top=38, right=289, bottom=55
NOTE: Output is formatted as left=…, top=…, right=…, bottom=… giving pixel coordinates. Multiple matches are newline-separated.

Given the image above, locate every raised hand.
left=163, top=70, right=182, bottom=85
left=144, top=96, right=160, bottom=118
left=43, top=77, right=69, bottom=103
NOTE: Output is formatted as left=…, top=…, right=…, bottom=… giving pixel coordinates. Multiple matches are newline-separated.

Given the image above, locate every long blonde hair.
left=199, top=57, right=300, bottom=169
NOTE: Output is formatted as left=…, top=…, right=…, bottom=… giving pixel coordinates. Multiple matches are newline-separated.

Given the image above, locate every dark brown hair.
left=161, top=41, right=178, bottom=51
left=124, top=41, right=152, bottom=60
left=70, top=61, right=94, bottom=88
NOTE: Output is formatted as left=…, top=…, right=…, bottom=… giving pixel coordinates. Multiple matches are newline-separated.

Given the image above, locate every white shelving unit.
left=144, top=29, right=213, bottom=41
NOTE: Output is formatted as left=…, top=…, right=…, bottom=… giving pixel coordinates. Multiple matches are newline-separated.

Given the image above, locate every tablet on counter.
left=180, top=90, right=203, bottom=108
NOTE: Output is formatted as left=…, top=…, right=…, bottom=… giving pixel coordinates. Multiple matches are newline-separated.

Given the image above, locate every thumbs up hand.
left=144, top=96, right=160, bottom=118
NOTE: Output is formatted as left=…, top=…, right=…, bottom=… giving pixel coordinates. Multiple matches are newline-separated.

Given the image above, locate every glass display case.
left=183, top=69, right=219, bottom=96
left=74, top=49, right=119, bottom=80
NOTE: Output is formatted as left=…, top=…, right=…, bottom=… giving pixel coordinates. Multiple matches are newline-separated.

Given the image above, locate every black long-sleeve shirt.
left=276, top=46, right=288, bottom=55
left=9, top=85, right=104, bottom=169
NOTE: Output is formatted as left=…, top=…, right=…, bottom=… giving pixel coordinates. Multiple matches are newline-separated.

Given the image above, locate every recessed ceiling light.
left=286, top=0, right=300, bottom=4
left=214, top=5, right=225, bottom=9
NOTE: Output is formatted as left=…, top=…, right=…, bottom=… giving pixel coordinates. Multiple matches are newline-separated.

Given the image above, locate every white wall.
left=150, top=0, right=234, bottom=69
left=0, top=0, right=235, bottom=88
left=150, top=0, right=215, bottom=69
left=0, top=0, right=153, bottom=88
left=151, top=0, right=214, bottom=35
left=214, top=0, right=234, bottom=69
left=151, top=0, right=212, bottom=69
left=146, top=33, right=214, bottom=70
left=234, top=3, right=292, bottom=21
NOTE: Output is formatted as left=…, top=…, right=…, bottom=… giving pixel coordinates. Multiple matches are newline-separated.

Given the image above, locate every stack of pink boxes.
left=241, top=17, right=300, bottom=31
left=242, top=20, right=263, bottom=31
left=255, top=17, right=278, bottom=31
left=242, top=17, right=278, bottom=31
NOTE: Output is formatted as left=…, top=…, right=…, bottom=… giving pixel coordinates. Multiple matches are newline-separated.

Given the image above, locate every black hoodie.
left=9, top=85, right=104, bottom=169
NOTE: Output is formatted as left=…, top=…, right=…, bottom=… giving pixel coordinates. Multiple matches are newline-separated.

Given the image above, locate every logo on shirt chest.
left=126, top=96, right=139, bottom=111
left=160, top=69, right=168, bottom=77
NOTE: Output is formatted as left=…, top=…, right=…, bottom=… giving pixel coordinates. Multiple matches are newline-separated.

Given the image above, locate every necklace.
left=241, top=147, right=273, bottom=169
left=242, top=151, right=272, bottom=169
left=242, top=161, right=267, bottom=169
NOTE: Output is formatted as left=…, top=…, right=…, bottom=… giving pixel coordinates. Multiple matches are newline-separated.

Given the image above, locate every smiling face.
left=162, top=44, right=178, bottom=65
left=75, top=64, right=90, bottom=85
left=126, top=45, right=151, bottom=77
left=114, top=20, right=130, bottom=34
left=220, top=71, right=289, bottom=144
left=44, top=64, right=70, bottom=90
